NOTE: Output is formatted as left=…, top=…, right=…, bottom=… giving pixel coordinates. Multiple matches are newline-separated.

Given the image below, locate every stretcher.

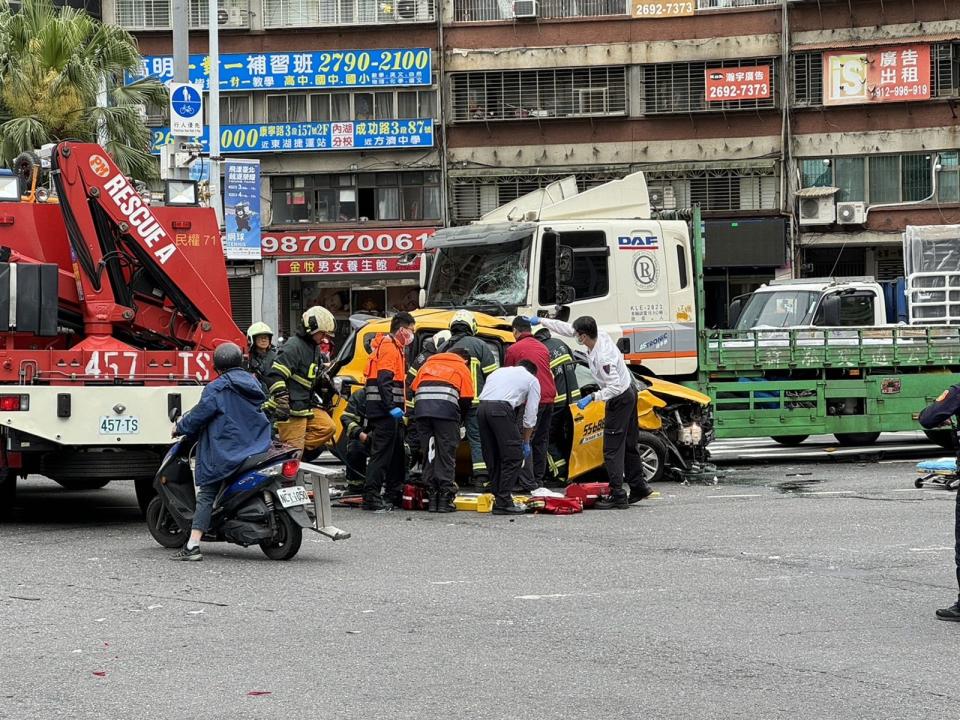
left=914, top=457, right=960, bottom=490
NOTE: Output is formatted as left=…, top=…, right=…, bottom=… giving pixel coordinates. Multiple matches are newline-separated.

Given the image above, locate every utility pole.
left=208, top=0, right=223, bottom=225
left=170, top=0, right=190, bottom=181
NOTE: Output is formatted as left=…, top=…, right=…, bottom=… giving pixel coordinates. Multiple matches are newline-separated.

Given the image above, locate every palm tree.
left=0, top=0, right=166, bottom=179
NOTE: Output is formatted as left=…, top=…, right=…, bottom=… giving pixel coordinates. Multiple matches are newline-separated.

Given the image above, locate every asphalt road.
left=2, top=460, right=959, bottom=720
left=709, top=431, right=943, bottom=465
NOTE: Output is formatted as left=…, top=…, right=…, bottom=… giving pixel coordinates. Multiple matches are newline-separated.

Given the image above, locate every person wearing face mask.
left=362, top=311, right=417, bottom=511
left=527, top=314, right=654, bottom=510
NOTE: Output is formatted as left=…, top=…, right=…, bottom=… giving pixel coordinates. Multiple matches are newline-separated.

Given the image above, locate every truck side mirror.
left=727, top=297, right=744, bottom=329
left=818, top=294, right=841, bottom=326
left=557, top=245, right=574, bottom=284
left=557, top=285, right=576, bottom=306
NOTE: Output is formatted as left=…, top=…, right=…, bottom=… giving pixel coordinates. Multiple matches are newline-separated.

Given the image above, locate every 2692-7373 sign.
left=631, top=1, right=693, bottom=17
left=705, top=66, right=771, bottom=102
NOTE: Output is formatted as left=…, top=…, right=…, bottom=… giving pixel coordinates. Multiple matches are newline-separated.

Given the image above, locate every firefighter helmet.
left=246, top=321, right=273, bottom=345
left=432, top=329, right=452, bottom=351
left=449, top=309, right=477, bottom=336
left=302, top=305, right=335, bottom=334
left=213, top=342, right=244, bottom=373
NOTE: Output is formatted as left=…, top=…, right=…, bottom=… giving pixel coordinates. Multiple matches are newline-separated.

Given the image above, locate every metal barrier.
left=300, top=462, right=351, bottom=541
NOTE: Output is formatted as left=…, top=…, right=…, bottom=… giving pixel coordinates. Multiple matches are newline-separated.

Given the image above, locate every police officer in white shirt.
left=529, top=315, right=654, bottom=509
left=477, top=360, right=541, bottom=515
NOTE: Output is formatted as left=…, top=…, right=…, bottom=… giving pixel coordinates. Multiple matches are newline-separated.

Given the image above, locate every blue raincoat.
left=175, top=368, right=272, bottom=486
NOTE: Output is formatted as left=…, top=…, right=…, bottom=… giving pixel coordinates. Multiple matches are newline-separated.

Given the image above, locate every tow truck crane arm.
left=50, top=142, right=242, bottom=351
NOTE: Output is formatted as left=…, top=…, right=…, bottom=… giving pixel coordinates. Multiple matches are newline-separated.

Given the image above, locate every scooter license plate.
left=276, top=486, right=310, bottom=508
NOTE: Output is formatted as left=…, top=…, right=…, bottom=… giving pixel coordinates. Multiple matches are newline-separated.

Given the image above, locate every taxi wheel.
left=636, top=431, right=667, bottom=483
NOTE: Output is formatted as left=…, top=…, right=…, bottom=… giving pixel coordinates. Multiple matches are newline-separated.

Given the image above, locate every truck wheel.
left=834, top=432, right=881, bottom=446
left=145, top=497, right=189, bottom=549
left=923, top=429, right=955, bottom=450
left=636, top=431, right=667, bottom=483
left=260, top=512, right=303, bottom=561
left=772, top=435, right=809, bottom=446
left=134, top=477, right=157, bottom=517
left=53, top=478, right=110, bottom=490
left=0, top=470, right=15, bottom=520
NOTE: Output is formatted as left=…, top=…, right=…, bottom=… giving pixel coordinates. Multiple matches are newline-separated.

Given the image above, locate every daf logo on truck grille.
left=634, top=255, right=659, bottom=288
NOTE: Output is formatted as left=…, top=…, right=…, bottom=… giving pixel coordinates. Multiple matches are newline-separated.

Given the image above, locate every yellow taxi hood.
left=641, top=376, right=711, bottom=406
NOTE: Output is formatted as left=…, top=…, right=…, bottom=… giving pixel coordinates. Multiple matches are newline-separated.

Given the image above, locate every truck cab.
left=728, top=278, right=887, bottom=331
left=422, top=173, right=697, bottom=377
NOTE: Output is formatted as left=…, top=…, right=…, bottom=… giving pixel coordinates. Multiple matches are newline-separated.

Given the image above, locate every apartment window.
left=266, top=94, right=308, bottom=123
left=940, top=152, right=960, bottom=203
left=696, top=0, right=780, bottom=7
left=451, top=67, right=627, bottom=122
left=934, top=42, right=960, bottom=98
left=271, top=172, right=441, bottom=225
left=264, top=0, right=434, bottom=27
left=792, top=52, right=823, bottom=107
left=204, top=95, right=251, bottom=124
left=647, top=167, right=778, bottom=213
left=115, top=0, right=170, bottom=27
left=642, top=58, right=777, bottom=114
left=538, top=232, right=610, bottom=304
left=453, top=0, right=624, bottom=22
left=800, top=153, right=940, bottom=204
left=289, top=89, right=437, bottom=122
left=450, top=172, right=618, bottom=223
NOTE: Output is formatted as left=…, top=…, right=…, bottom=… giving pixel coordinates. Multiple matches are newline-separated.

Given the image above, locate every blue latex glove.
left=389, top=407, right=404, bottom=420
left=577, top=394, right=594, bottom=410
left=527, top=316, right=541, bottom=325
left=522, top=441, right=532, bottom=459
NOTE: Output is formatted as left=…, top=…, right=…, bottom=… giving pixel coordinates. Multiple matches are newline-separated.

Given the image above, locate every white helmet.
left=449, top=309, right=477, bottom=336
left=302, top=306, right=335, bottom=334
left=246, top=321, right=273, bottom=345
left=432, top=329, right=452, bottom=351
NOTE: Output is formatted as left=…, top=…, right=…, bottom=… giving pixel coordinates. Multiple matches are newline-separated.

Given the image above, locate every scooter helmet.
left=246, top=321, right=273, bottom=346
left=449, top=309, right=477, bottom=336
left=213, top=342, right=244, bottom=373
left=302, top=305, right=336, bottom=334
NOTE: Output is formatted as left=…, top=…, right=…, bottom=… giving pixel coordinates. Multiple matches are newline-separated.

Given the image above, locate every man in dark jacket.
left=535, top=325, right=580, bottom=483
left=918, top=385, right=960, bottom=621
left=265, top=306, right=337, bottom=453
left=244, top=321, right=277, bottom=396
left=338, top=387, right=370, bottom=491
left=171, top=342, right=272, bottom=561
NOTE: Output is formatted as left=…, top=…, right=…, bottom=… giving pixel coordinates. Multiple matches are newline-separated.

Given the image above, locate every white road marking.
left=705, top=493, right=763, bottom=499
left=515, top=593, right=574, bottom=600
left=806, top=490, right=855, bottom=495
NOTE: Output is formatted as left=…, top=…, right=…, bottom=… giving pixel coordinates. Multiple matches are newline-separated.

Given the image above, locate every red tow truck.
left=0, top=142, right=244, bottom=515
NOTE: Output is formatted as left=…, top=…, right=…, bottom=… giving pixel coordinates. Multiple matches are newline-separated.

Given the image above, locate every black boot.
left=437, top=493, right=457, bottom=513
left=427, top=492, right=439, bottom=513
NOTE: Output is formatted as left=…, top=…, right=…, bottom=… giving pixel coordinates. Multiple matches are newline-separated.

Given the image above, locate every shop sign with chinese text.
left=823, top=44, right=931, bottom=106
left=277, top=256, right=420, bottom=276
left=705, top=66, right=771, bottom=102
left=129, top=49, right=432, bottom=90
left=262, top=228, right=435, bottom=257
left=151, top=120, right=434, bottom=154
left=631, top=1, right=693, bottom=18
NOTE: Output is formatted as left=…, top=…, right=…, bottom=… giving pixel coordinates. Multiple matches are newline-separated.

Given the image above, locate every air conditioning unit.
left=798, top=196, right=836, bottom=226
left=648, top=186, right=676, bottom=210
left=836, top=201, right=866, bottom=225
left=512, top=0, right=538, bottom=18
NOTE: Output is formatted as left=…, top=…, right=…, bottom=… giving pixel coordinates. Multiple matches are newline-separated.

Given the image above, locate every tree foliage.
left=0, top=0, right=166, bottom=178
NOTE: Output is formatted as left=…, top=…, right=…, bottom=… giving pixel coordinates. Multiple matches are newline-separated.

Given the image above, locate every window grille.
left=799, top=152, right=944, bottom=205
left=451, top=0, right=775, bottom=21
left=114, top=0, right=247, bottom=28
left=696, top=0, right=780, bottom=7
left=791, top=52, right=822, bottom=107
left=934, top=42, right=960, bottom=98
left=450, top=67, right=627, bottom=122
left=641, top=58, right=778, bottom=114
left=263, top=0, right=435, bottom=27
left=646, top=166, right=778, bottom=212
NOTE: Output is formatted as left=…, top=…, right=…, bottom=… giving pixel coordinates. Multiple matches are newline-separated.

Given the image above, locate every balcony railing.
left=263, top=0, right=435, bottom=27
left=114, top=0, right=248, bottom=29
left=452, top=0, right=779, bottom=22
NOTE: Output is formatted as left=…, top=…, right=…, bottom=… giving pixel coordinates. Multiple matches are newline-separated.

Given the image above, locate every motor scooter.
left=145, top=436, right=315, bottom=561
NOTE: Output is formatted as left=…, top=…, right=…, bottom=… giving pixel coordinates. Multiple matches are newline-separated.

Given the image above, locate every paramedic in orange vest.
left=362, top=311, right=416, bottom=511
left=411, top=348, right=474, bottom=513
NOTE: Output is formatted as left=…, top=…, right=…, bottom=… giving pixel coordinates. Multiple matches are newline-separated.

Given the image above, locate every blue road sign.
left=171, top=85, right=202, bottom=117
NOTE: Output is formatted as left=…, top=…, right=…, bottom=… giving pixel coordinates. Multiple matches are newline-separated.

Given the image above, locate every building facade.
left=106, top=0, right=960, bottom=332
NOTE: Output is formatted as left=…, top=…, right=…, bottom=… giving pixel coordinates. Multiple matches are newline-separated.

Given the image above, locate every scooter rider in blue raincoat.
left=171, top=342, right=272, bottom=561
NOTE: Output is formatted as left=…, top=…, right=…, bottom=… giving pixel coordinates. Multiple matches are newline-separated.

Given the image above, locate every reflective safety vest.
left=448, top=334, right=499, bottom=406
left=542, top=336, right=581, bottom=406
left=364, top=333, right=407, bottom=418
left=411, top=352, right=475, bottom=421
